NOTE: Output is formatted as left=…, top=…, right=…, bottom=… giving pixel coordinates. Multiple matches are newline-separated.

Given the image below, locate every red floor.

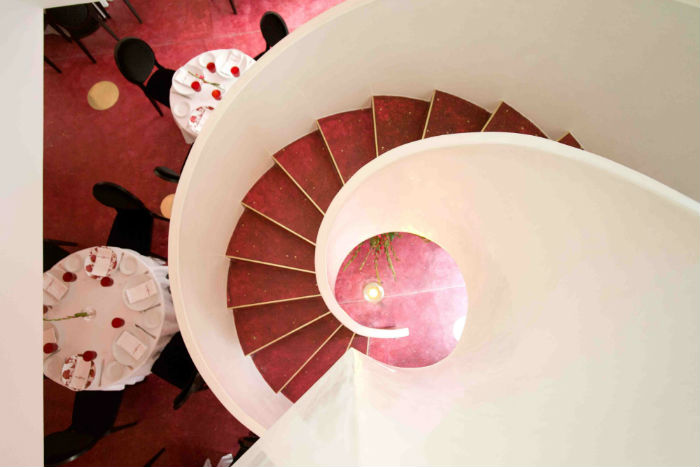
left=335, top=233, right=468, bottom=367
left=43, top=1, right=343, bottom=465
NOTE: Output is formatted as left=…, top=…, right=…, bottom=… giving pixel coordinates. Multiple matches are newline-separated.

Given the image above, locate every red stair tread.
left=251, top=314, right=341, bottom=392
left=558, top=132, right=582, bottom=149
left=242, top=165, right=323, bottom=244
left=318, top=109, right=376, bottom=183
left=424, top=90, right=491, bottom=138
left=274, top=131, right=343, bottom=213
left=350, top=334, right=369, bottom=354
left=482, top=102, right=547, bottom=138
left=282, top=327, right=354, bottom=402
left=226, top=209, right=316, bottom=272
left=373, top=96, right=430, bottom=155
left=234, top=297, right=329, bottom=355
left=227, top=260, right=319, bottom=308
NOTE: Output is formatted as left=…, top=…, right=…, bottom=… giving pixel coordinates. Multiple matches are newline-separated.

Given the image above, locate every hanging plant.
left=343, top=232, right=400, bottom=284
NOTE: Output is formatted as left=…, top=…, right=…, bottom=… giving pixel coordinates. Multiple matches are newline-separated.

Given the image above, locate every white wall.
left=0, top=1, right=44, bottom=465
left=238, top=134, right=700, bottom=465
left=172, top=0, right=700, bottom=433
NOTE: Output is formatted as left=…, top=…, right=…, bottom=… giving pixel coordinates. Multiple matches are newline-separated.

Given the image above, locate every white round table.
left=169, top=48, right=255, bottom=143
left=43, top=247, right=178, bottom=391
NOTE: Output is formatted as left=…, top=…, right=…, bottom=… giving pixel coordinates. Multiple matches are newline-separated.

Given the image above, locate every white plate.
left=173, top=101, right=190, bottom=118
left=43, top=352, right=63, bottom=376
left=119, top=254, right=138, bottom=275
left=122, top=273, right=161, bottom=311
left=138, top=307, right=162, bottom=329
left=112, top=326, right=152, bottom=367
left=102, top=360, right=126, bottom=386
left=198, top=51, right=216, bottom=68
left=83, top=246, right=120, bottom=278
left=215, top=50, right=246, bottom=78
left=63, top=255, right=81, bottom=273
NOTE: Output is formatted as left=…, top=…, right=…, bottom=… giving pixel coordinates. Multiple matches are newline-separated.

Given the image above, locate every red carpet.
left=43, top=1, right=343, bottom=465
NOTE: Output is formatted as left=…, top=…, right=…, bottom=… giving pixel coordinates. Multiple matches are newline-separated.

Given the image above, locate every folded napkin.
left=222, top=50, right=245, bottom=73
left=43, top=327, right=57, bottom=345
left=126, top=279, right=158, bottom=304
left=70, top=358, right=92, bottom=390
left=43, top=274, right=68, bottom=300
left=116, top=331, right=147, bottom=360
left=91, top=247, right=113, bottom=277
left=174, top=68, right=194, bottom=87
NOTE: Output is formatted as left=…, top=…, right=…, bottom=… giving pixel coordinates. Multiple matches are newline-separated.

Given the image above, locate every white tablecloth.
left=169, top=48, right=255, bottom=143
left=43, top=247, right=178, bottom=391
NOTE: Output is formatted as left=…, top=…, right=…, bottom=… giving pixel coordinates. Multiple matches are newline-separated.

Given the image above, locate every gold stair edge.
left=245, top=311, right=332, bottom=356
left=277, top=324, right=345, bottom=393
left=316, top=120, right=346, bottom=185
left=273, top=157, right=326, bottom=215
left=226, top=256, right=315, bottom=275
left=240, top=202, right=316, bottom=246
left=229, top=294, right=322, bottom=310
left=421, top=90, right=437, bottom=139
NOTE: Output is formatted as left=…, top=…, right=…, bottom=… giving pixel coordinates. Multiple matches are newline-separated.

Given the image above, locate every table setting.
left=43, top=246, right=178, bottom=391
left=169, top=48, right=255, bottom=143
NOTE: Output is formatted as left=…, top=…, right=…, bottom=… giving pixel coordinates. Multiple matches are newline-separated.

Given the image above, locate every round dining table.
left=169, top=48, right=255, bottom=143
left=43, top=246, right=178, bottom=391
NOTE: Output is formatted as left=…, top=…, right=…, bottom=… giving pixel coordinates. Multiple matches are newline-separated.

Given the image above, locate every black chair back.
left=93, top=182, right=146, bottom=211
left=46, top=5, right=99, bottom=38
left=44, top=390, right=133, bottom=466
left=93, top=182, right=156, bottom=256
left=44, top=241, right=70, bottom=272
left=114, top=37, right=156, bottom=85
left=260, top=11, right=288, bottom=51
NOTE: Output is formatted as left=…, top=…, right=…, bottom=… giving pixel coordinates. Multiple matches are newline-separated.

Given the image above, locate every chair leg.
left=144, top=448, right=166, bottom=467
left=228, top=0, right=237, bottom=14
left=44, top=56, right=62, bottom=74
left=97, top=16, right=120, bottom=41
left=122, top=0, right=143, bottom=24
left=73, top=38, right=96, bottom=64
left=93, top=2, right=111, bottom=19
left=109, top=420, right=138, bottom=434
left=147, top=96, right=164, bottom=117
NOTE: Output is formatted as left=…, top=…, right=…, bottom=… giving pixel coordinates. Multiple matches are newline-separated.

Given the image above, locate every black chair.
left=154, top=166, right=180, bottom=183
left=229, top=0, right=237, bottom=14
left=44, top=56, right=62, bottom=73
left=232, top=432, right=260, bottom=462
left=44, top=390, right=137, bottom=466
left=254, top=12, right=289, bottom=60
left=44, top=239, right=78, bottom=272
left=45, top=4, right=119, bottom=64
left=151, top=333, right=207, bottom=410
left=114, top=37, right=175, bottom=116
left=92, top=182, right=168, bottom=260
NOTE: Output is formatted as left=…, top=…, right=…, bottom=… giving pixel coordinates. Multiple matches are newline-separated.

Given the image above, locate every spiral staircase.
left=225, top=90, right=582, bottom=402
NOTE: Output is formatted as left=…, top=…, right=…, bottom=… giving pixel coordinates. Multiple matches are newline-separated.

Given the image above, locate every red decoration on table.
left=231, top=66, right=240, bottom=77
left=100, top=276, right=114, bottom=287
left=82, top=350, right=97, bottom=362
left=62, top=271, right=77, bottom=282
left=43, top=305, right=51, bottom=314
left=207, top=62, right=216, bottom=73
left=111, top=317, right=125, bottom=328
left=212, top=89, right=221, bottom=100
left=191, top=81, right=201, bottom=92
left=90, top=254, right=96, bottom=262
left=85, top=264, right=93, bottom=273
left=43, top=343, right=58, bottom=354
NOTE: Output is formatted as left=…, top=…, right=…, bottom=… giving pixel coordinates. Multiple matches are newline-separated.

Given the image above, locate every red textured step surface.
left=251, top=314, right=341, bottom=392
left=234, top=297, right=330, bottom=355
left=558, top=132, right=582, bottom=149
left=317, top=109, right=376, bottom=183
left=226, top=209, right=316, bottom=272
left=350, top=334, right=369, bottom=354
left=423, top=90, right=491, bottom=138
left=282, top=327, right=353, bottom=402
left=482, top=102, right=547, bottom=138
left=242, top=165, right=323, bottom=244
left=274, top=131, right=343, bottom=213
left=227, top=260, right=319, bottom=308
left=373, top=96, right=430, bottom=155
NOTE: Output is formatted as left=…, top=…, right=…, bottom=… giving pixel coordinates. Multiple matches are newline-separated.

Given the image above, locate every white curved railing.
left=169, top=0, right=700, bottom=434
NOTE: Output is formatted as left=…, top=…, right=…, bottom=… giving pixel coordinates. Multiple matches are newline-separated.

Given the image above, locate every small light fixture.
left=363, top=282, right=384, bottom=303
